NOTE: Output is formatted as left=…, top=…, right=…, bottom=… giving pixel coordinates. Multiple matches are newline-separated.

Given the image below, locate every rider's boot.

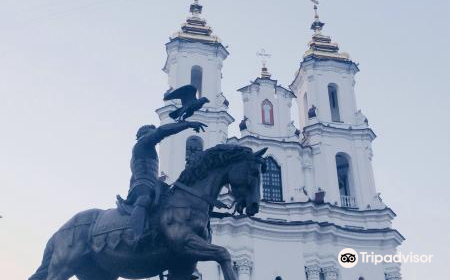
left=130, top=195, right=152, bottom=248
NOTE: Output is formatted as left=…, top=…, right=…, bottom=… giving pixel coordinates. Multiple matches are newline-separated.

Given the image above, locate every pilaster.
left=385, top=272, right=402, bottom=280
left=322, top=266, right=339, bottom=280
left=305, top=265, right=321, bottom=280
left=234, top=256, right=253, bottom=280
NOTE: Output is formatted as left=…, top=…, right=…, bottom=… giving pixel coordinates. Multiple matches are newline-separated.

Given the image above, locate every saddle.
left=91, top=208, right=136, bottom=252
left=116, top=180, right=171, bottom=216
left=91, top=183, right=171, bottom=253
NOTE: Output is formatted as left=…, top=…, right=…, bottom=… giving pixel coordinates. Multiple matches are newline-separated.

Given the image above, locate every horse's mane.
left=177, top=144, right=254, bottom=185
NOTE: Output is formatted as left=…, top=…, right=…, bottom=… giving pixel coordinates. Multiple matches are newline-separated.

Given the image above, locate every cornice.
left=156, top=104, right=235, bottom=124
left=217, top=195, right=396, bottom=230
left=300, top=57, right=359, bottom=74
left=163, top=38, right=229, bottom=72
left=237, top=78, right=296, bottom=99
left=303, top=122, right=376, bottom=141
left=212, top=216, right=405, bottom=246
left=166, top=38, right=229, bottom=57
left=258, top=199, right=397, bottom=218
left=227, top=135, right=312, bottom=153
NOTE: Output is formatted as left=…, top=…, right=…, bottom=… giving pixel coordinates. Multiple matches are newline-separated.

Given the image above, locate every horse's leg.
left=47, top=267, right=73, bottom=280
left=47, top=256, right=74, bottom=280
left=183, top=234, right=237, bottom=280
left=46, top=249, right=77, bottom=280
left=76, top=265, right=118, bottom=280
left=168, top=262, right=196, bottom=280
left=77, top=275, right=117, bottom=280
left=46, top=225, right=90, bottom=280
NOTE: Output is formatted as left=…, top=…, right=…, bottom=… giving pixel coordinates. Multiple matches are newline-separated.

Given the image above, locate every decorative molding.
left=212, top=215, right=404, bottom=246
left=227, top=136, right=305, bottom=151
left=235, top=259, right=252, bottom=275
left=156, top=104, right=235, bottom=125
left=311, top=145, right=321, bottom=155
left=303, top=122, right=377, bottom=142
left=232, top=254, right=253, bottom=276
left=305, top=265, right=321, bottom=280
left=366, top=146, right=374, bottom=161
left=242, top=92, right=250, bottom=102
left=302, top=156, right=313, bottom=169
left=322, top=266, right=339, bottom=280
left=300, top=59, right=359, bottom=75
left=385, top=272, right=402, bottom=280
left=166, top=39, right=229, bottom=59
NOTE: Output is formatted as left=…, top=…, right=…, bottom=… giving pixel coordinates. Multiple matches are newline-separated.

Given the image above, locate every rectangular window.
left=328, top=84, right=341, bottom=122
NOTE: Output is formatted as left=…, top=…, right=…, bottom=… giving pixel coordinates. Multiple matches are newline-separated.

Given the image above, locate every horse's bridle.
left=171, top=181, right=234, bottom=210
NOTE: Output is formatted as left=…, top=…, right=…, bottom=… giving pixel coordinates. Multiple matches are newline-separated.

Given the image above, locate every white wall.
left=198, top=216, right=402, bottom=280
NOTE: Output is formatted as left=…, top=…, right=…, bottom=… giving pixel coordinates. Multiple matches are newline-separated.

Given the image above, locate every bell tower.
left=290, top=4, right=380, bottom=209
left=290, top=4, right=361, bottom=130
left=157, top=0, right=234, bottom=183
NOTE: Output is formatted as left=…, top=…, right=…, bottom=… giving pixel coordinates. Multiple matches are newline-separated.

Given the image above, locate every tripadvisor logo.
left=338, top=248, right=434, bottom=268
left=338, top=248, right=359, bottom=268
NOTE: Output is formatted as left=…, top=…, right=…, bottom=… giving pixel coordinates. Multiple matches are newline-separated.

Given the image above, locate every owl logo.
left=338, top=248, right=359, bottom=268
left=340, top=253, right=356, bottom=263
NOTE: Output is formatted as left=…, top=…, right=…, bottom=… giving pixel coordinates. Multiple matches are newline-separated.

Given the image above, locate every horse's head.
left=228, top=148, right=268, bottom=216
left=178, top=144, right=268, bottom=216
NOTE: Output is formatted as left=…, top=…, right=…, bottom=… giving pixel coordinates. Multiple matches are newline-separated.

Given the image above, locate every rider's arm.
left=140, top=122, right=192, bottom=145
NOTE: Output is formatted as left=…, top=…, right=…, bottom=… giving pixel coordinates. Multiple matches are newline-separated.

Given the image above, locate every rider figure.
left=125, top=121, right=207, bottom=242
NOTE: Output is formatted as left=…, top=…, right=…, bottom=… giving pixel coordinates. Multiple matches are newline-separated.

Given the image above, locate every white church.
left=156, top=1, right=404, bottom=280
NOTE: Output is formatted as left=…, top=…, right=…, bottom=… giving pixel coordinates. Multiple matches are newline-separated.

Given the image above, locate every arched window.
left=261, top=99, right=274, bottom=125
left=191, top=65, right=203, bottom=97
left=185, top=136, right=203, bottom=162
left=262, top=157, right=282, bottom=202
left=328, top=83, right=341, bottom=122
left=336, top=153, right=356, bottom=208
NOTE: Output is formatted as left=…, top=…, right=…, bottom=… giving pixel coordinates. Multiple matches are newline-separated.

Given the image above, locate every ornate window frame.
left=261, top=99, right=274, bottom=125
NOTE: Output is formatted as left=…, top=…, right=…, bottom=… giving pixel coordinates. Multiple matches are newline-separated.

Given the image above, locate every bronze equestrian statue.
left=29, top=144, right=267, bottom=280
left=124, top=85, right=210, bottom=243
left=124, top=120, right=207, bottom=243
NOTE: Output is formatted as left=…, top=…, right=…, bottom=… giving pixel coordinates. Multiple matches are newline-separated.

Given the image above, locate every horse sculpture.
left=29, top=144, right=267, bottom=280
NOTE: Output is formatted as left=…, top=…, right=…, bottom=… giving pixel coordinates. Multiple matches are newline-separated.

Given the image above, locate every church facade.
left=157, top=1, right=404, bottom=280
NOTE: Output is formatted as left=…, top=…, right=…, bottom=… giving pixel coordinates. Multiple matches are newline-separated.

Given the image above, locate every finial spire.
left=257, top=49, right=272, bottom=79
left=303, top=0, right=350, bottom=62
left=171, top=0, right=221, bottom=43
left=310, top=0, right=324, bottom=33
left=190, top=0, right=202, bottom=17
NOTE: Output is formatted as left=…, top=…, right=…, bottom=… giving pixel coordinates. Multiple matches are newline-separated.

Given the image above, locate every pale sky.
left=1, top=0, right=449, bottom=279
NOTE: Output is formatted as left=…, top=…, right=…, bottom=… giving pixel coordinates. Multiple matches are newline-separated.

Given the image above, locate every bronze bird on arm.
left=164, top=85, right=210, bottom=122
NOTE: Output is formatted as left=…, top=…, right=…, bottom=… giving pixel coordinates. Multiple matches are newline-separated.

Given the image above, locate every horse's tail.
left=28, top=234, right=55, bottom=280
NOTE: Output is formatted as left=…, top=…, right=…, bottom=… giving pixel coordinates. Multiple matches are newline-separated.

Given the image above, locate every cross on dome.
left=190, top=0, right=202, bottom=17
left=310, top=0, right=324, bottom=33
left=257, top=49, right=272, bottom=79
